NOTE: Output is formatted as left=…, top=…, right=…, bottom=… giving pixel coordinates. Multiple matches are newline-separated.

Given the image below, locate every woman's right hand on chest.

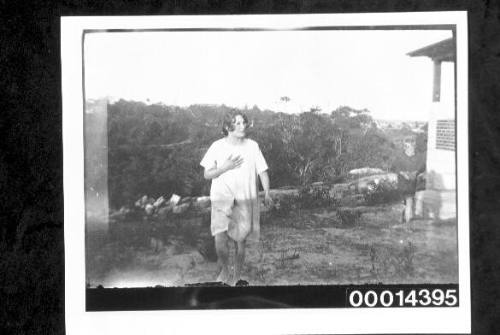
left=220, top=154, right=244, bottom=172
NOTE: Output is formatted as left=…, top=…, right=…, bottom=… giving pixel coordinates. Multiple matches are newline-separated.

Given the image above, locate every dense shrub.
left=98, top=101, right=426, bottom=208
left=297, top=184, right=337, bottom=209
left=364, top=180, right=403, bottom=205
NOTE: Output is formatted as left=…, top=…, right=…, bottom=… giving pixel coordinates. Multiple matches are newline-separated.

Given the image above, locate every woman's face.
left=228, top=115, right=247, bottom=138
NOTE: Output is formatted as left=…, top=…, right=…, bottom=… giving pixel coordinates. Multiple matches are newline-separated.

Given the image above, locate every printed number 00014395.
left=348, top=289, right=458, bottom=307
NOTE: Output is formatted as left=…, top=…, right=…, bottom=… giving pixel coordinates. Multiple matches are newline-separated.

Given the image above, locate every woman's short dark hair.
left=221, top=110, right=249, bottom=136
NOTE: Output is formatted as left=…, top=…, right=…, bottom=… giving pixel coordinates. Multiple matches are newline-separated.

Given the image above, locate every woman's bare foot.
left=216, top=267, right=230, bottom=283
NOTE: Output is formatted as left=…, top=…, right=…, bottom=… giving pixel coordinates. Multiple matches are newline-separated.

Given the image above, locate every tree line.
left=89, top=100, right=426, bottom=209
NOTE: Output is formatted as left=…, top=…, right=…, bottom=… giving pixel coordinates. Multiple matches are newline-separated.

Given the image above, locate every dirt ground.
left=86, top=203, right=458, bottom=288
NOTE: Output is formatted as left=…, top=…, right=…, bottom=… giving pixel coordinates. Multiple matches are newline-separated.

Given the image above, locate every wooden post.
left=432, top=60, right=442, bottom=102
left=403, top=196, right=414, bottom=223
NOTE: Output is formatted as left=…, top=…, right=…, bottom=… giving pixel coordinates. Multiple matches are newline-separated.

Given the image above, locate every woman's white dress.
left=200, top=138, right=268, bottom=242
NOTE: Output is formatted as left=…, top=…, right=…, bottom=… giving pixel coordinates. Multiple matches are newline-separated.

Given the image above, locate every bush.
left=364, top=180, right=403, bottom=205
left=297, top=184, right=336, bottom=209
left=270, top=194, right=298, bottom=217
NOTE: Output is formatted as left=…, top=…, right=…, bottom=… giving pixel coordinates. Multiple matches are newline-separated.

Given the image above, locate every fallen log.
left=118, top=169, right=419, bottom=219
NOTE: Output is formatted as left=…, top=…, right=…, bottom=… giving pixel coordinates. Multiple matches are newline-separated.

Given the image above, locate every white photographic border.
left=62, top=12, right=470, bottom=335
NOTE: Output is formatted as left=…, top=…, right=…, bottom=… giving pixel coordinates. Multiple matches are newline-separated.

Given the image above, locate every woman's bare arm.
left=259, top=170, right=270, bottom=193
left=204, top=166, right=226, bottom=180
left=259, top=170, right=273, bottom=206
left=203, top=154, right=243, bottom=180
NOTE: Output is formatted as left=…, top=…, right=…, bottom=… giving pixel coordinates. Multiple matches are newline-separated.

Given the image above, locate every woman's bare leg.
left=215, top=232, right=230, bottom=283
left=234, top=239, right=246, bottom=283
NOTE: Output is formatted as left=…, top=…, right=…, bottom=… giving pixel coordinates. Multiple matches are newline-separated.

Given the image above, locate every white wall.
left=426, top=61, right=456, bottom=191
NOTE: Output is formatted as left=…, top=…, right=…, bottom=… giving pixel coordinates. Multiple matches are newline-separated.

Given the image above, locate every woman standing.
left=200, top=110, right=272, bottom=285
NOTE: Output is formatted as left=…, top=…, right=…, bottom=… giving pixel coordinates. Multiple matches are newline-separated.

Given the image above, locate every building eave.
left=407, top=37, right=455, bottom=62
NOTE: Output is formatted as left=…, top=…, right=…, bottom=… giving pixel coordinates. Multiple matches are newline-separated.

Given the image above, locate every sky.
left=84, top=29, right=453, bottom=121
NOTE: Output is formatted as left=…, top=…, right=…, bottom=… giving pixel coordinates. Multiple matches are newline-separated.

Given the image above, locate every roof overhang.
left=407, top=37, right=455, bottom=62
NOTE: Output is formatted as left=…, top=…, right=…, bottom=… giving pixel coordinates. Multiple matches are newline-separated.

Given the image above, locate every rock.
left=349, top=167, right=385, bottom=177
left=179, top=196, right=194, bottom=205
left=119, top=206, right=130, bottom=214
left=145, top=203, right=155, bottom=215
left=398, top=171, right=417, bottom=181
left=169, top=194, right=181, bottom=206
left=109, top=210, right=124, bottom=220
left=194, top=196, right=211, bottom=209
left=135, top=195, right=150, bottom=208
left=172, top=202, right=190, bottom=214
left=110, top=206, right=129, bottom=219
left=354, top=173, right=399, bottom=193
left=153, top=196, right=165, bottom=208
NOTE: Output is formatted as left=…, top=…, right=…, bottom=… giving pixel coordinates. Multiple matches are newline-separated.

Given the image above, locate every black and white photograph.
left=62, top=12, right=470, bottom=334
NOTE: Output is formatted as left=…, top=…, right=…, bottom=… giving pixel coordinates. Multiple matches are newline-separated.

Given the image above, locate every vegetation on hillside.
left=85, top=100, right=427, bottom=209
